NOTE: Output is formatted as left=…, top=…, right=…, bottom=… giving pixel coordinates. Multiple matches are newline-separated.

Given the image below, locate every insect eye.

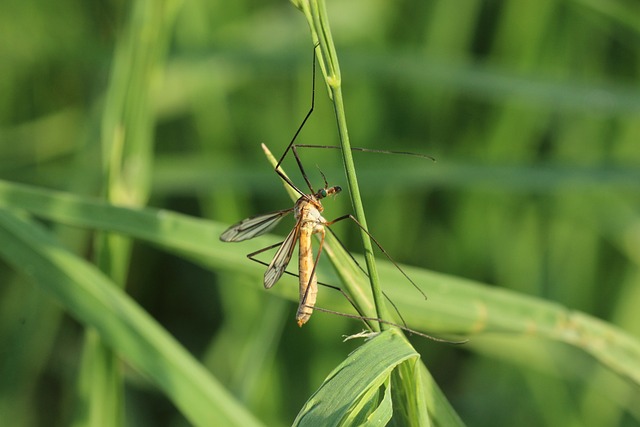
left=319, top=189, right=327, bottom=197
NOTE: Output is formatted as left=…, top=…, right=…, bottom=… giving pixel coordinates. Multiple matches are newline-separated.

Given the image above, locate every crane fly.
left=220, top=171, right=340, bottom=326
left=221, top=46, right=427, bottom=326
left=218, top=46, right=463, bottom=343
left=218, top=159, right=462, bottom=344
left=219, top=142, right=430, bottom=331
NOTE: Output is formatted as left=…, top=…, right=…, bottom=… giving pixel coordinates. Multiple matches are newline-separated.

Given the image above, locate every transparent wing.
left=264, top=221, right=300, bottom=289
left=220, top=208, right=293, bottom=242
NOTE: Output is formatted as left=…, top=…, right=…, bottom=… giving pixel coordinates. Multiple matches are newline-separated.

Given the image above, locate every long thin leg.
left=271, top=43, right=434, bottom=200
left=247, top=251, right=467, bottom=344
left=308, top=306, right=466, bottom=344
left=325, top=226, right=410, bottom=329
left=291, top=144, right=315, bottom=194
left=292, top=144, right=436, bottom=161
left=275, top=141, right=317, bottom=198
left=301, top=228, right=460, bottom=343
left=243, top=233, right=459, bottom=342
left=245, top=240, right=284, bottom=259
left=325, top=226, right=368, bottom=277
left=326, top=214, right=428, bottom=300
left=246, top=245, right=375, bottom=330
left=273, top=44, right=319, bottom=198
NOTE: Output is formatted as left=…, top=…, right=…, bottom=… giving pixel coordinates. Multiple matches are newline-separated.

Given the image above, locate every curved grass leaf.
left=292, top=329, right=417, bottom=426
left=0, top=210, right=263, bottom=427
left=1, top=178, right=639, bottom=388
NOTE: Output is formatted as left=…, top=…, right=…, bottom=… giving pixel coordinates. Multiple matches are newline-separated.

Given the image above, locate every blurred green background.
left=2, top=0, right=640, bottom=426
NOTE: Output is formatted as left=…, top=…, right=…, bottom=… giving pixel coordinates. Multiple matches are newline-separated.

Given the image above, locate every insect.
left=219, top=157, right=461, bottom=344
left=220, top=166, right=341, bottom=326
left=220, top=45, right=435, bottom=333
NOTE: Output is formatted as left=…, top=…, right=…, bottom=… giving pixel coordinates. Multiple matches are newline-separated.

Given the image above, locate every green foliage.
left=1, top=0, right=640, bottom=426
left=293, top=329, right=419, bottom=426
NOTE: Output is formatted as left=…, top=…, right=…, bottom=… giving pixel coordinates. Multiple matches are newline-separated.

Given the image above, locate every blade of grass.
left=81, top=1, right=182, bottom=425
left=378, top=258, right=640, bottom=386
left=292, top=329, right=419, bottom=426
left=289, top=2, right=458, bottom=424
left=390, top=361, right=431, bottom=426
left=1, top=179, right=639, bottom=387
left=416, top=363, right=466, bottom=427
left=292, top=0, right=392, bottom=329
left=0, top=210, right=263, bottom=427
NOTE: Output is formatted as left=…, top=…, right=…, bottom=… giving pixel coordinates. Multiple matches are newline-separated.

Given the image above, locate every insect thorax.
left=294, top=196, right=325, bottom=228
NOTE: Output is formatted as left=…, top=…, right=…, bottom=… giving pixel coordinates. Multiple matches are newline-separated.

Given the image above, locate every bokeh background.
left=2, top=0, right=640, bottom=426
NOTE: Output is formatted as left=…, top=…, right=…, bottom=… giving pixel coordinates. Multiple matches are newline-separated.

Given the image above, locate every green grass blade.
left=378, top=260, right=640, bottom=386
left=344, top=376, right=393, bottom=426
left=361, top=377, right=393, bottom=427
left=0, top=210, right=263, bottom=427
left=73, top=329, right=123, bottom=427
left=389, top=361, right=431, bottom=427
left=416, top=364, right=466, bottom=427
left=292, top=329, right=418, bottom=426
left=84, top=0, right=182, bottom=424
left=1, top=178, right=639, bottom=387
left=293, top=0, right=392, bottom=328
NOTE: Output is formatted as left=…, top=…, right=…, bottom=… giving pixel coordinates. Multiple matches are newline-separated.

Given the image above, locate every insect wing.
left=220, top=209, right=293, bottom=242
left=264, top=221, right=300, bottom=289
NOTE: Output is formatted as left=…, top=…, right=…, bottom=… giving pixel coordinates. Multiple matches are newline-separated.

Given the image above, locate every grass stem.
left=293, top=0, right=392, bottom=330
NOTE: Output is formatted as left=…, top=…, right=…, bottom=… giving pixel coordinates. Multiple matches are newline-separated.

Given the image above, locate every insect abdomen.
left=297, top=222, right=318, bottom=326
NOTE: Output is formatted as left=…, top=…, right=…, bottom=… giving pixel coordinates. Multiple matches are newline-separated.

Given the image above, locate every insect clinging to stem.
left=219, top=45, right=459, bottom=343
left=220, top=152, right=342, bottom=326
left=219, top=147, right=462, bottom=343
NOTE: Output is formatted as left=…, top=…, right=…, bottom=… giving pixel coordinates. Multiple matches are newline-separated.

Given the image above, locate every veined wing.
left=220, top=208, right=293, bottom=242
left=264, top=221, right=300, bottom=289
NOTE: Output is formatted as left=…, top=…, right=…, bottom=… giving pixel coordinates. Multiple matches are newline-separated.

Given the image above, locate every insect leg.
left=325, top=214, right=428, bottom=300
left=246, top=240, right=284, bottom=260
left=290, top=144, right=436, bottom=161
left=246, top=244, right=375, bottom=330
left=269, top=44, right=319, bottom=199
left=324, top=226, right=410, bottom=329
left=244, top=239, right=461, bottom=342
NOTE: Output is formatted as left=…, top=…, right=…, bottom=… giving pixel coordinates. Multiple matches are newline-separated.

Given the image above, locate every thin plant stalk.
left=292, top=0, right=392, bottom=330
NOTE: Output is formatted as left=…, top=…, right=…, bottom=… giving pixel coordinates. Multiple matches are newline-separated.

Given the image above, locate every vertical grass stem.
left=293, top=0, right=392, bottom=330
